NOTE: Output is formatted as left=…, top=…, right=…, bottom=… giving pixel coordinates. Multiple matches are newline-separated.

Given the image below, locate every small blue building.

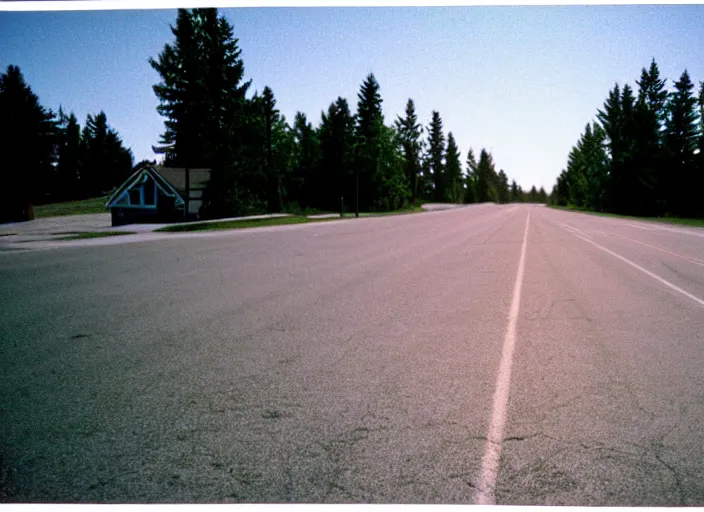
left=105, top=166, right=211, bottom=226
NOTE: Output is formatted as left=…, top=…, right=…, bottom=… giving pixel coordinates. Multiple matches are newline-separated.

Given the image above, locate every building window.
left=143, top=178, right=155, bottom=206
left=129, top=188, right=141, bottom=205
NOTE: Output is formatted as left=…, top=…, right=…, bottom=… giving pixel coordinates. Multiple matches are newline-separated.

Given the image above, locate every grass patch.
left=548, top=205, right=704, bottom=227
left=35, top=196, right=108, bottom=218
left=59, top=231, right=137, bottom=240
left=155, top=216, right=336, bottom=233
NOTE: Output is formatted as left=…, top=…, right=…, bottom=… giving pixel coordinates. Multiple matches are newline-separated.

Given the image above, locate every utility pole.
left=184, top=167, right=190, bottom=220
left=355, top=143, right=360, bottom=218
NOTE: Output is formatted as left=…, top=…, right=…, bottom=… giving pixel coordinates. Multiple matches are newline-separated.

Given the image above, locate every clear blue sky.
left=2, top=5, right=704, bottom=191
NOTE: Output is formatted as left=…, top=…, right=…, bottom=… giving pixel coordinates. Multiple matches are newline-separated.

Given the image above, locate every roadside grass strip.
left=59, top=231, right=137, bottom=240
left=155, top=216, right=330, bottom=233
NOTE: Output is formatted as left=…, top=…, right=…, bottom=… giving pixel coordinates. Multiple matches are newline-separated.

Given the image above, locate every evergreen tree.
left=444, top=132, right=462, bottom=203
left=496, top=169, right=509, bottom=204
left=374, top=124, right=410, bottom=210
left=319, top=97, right=355, bottom=211
left=150, top=8, right=252, bottom=216
left=665, top=70, right=700, bottom=216
left=262, top=86, right=282, bottom=212
left=597, top=83, right=623, bottom=211
left=509, top=180, right=519, bottom=202
left=291, top=112, right=320, bottom=210
left=82, top=111, right=133, bottom=197
left=55, top=108, right=84, bottom=201
left=427, top=111, right=445, bottom=202
left=527, top=185, right=538, bottom=202
left=395, top=98, right=422, bottom=202
left=538, top=186, right=548, bottom=204
left=354, top=73, right=384, bottom=211
left=0, top=65, right=57, bottom=220
left=475, top=149, right=494, bottom=203
left=464, top=148, right=477, bottom=203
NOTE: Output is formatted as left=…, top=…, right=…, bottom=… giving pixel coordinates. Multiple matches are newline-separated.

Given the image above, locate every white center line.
left=560, top=223, right=704, bottom=308
left=475, top=211, right=531, bottom=505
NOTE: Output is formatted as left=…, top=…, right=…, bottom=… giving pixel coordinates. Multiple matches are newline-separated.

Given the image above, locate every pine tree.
left=496, top=169, right=509, bottom=204
left=375, top=124, right=410, bottom=210
left=0, top=65, right=57, bottom=220
left=528, top=185, right=538, bottom=202
left=464, top=148, right=477, bottom=203
left=509, top=180, right=519, bottom=202
left=538, top=186, right=548, bottom=204
left=262, top=86, right=282, bottom=212
left=320, top=97, right=355, bottom=211
left=597, top=83, right=623, bottom=211
left=665, top=70, right=700, bottom=216
left=82, top=111, right=133, bottom=197
left=475, top=149, right=494, bottom=203
left=56, top=108, right=84, bottom=201
left=631, top=63, right=665, bottom=216
left=427, top=111, right=445, bottom=202
left=355, top=73, right=384, bottom=211
left=150, top=8, right=252, bottom=216
left=150, top=10, right=207, bottom=166
left=444, top=132, right=462, bottom=203
left=395, top=98, right=422, bottom=202
left=291, top=112, right=320, bottom=210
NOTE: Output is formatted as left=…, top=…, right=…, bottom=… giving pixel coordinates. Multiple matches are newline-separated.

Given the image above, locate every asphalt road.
left=1, top=204, right=704, bottom=504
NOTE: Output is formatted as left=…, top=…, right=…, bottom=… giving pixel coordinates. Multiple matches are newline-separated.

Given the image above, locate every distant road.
left=1, top=204, right=704, bottom=504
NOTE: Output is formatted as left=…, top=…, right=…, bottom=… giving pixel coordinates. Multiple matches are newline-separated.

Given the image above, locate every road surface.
left=1, top=204, right=704, bottom=504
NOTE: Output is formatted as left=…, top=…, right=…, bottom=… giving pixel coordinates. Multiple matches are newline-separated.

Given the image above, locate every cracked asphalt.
left=1, top=204, right=704, bottom=504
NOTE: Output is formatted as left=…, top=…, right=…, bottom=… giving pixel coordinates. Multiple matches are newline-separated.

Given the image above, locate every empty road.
left=1, top=204, right=704, bottom=504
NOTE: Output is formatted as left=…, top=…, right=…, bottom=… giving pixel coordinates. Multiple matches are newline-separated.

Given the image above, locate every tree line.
left=150, top=8, right=546, bottom=218
left=0, top=65, right=134, bottom=221
left=1, top=8, right=548, bottom=223
left=551, top=59, right=704, bottom=218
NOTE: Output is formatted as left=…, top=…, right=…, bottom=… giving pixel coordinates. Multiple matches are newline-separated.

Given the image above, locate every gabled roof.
left=105, top=166, right=212, bottom=208
left=106, top=166, right=183, bottom=208
left=156, top=167, right=211, bottom=197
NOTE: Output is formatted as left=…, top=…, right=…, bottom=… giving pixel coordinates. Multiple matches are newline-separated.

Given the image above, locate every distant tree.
left=597, top=83, right=623, bottom=211
left=261, top=86, right=282, bottom=212
left=355, top=73, right=384, bottom=211
left=464, top=148, right=477, bottom=203
left=417, top=137, right=433, bottom=200
left=55, top=108, right=84, bottom=201
left=133, top=159, right=157, bottom=171
left=509, top=179, right=519, bottom=202
left=319, top=97, right=355, bottom=211
left=0, top=65, right=57, bottom=219
left=538, top=186, right=548, bottom=203
left=395, top=98, right=422, bottom=202
left=635, top=59, right=669, bottom=215
left=527, top=185, right=538, bottom=202
left=444, top=132, right=462, bottom=203
left=427, top=111, right=445, bottom=202
left=496, top=169, right=509, bottom=204
left=290, top=112, right=320, bottom=209
left=374, top=124, right=410, bottom=211
left=81, top=111, right=133, bottom=197
left=665, top=70, right=700, bottom=217
left=475, top=149, right=494, bottom=203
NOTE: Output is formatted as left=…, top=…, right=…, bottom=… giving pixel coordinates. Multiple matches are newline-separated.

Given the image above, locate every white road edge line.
left=560, top=223, right=704, bottom=308
left=609, top=232, right=704, bottom=267
left=475, top=211, right=531, bottom=505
